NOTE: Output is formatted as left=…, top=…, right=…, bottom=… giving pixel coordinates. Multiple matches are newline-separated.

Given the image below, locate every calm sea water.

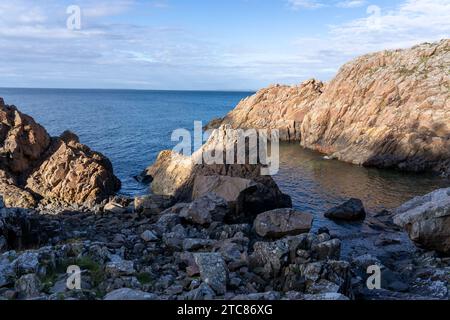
left=1, top=88, right=448, bottom=222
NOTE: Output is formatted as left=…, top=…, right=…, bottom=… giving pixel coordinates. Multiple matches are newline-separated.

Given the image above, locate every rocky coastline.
left=1, top=40, right=450, bottom=301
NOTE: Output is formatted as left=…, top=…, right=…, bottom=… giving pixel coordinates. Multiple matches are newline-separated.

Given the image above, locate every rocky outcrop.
left=393, top=188, right=450, bottom=254
left=0, top=100, right=120, bottom=208
left=205, top=80, right=324, bottom=141
left=143, top=125, right=292, bottom=216
left=209, top=40, right=450, bottom=177
left=26, top=131, right=121, bottom=207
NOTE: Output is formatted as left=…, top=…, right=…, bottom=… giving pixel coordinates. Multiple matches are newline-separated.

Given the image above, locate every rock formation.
left=0, top=99, right=120, bottom=208
left=142, top=125, right=292, bottom=216
left=208, top=40, right=450, bottom=177
left=393, top=188, right=450, bottom=254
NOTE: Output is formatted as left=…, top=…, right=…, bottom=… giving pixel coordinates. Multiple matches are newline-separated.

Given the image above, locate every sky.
left=0, top=0, right=448, bottom=90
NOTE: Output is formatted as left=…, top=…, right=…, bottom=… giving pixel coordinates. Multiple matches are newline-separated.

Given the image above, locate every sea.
left=1, top=88, right=448, bottom=233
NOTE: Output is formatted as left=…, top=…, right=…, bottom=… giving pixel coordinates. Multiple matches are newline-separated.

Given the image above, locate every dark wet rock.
left=324, top=198, right=366, bottom=221
left=254, top=208, right=313, bottom=239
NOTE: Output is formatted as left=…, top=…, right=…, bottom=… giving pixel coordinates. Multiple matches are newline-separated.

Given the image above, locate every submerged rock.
left=393, top=188, right=450, bottom=254
left=324, top=198, right=366, bottom=221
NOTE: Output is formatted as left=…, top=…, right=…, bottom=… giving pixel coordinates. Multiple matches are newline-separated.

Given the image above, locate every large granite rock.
left=208, top=40, right=450, bottom=177
left=393, top=188, right=450, bottom=254
left=0, top=99, right=120, bottom=208
left=26, top=131, right=121, bottom=207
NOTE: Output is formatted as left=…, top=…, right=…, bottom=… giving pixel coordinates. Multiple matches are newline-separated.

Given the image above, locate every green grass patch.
left=136, top=272, right=153, bottom=285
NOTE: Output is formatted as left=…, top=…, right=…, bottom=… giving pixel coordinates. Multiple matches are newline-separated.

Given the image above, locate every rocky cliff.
left=0, top=99, right=121, bottom=208
left=209, top=40, right=450, bottom=177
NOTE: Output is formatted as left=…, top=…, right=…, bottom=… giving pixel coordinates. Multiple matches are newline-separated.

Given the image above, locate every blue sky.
left=0, top=0, right=448, bottom=90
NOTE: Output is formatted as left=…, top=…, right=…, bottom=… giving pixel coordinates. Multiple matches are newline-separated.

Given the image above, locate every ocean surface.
left=1, top=88, right=448, bottom=223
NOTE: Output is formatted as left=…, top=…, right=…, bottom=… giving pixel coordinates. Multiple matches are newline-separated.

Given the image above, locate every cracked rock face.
left=26, top=133, right=121, bottom=208
left=208, top=40, right=450, bottom=177
left=0, top=99, right=51, bottom=174
left=0, top=99, right=120, bottom=208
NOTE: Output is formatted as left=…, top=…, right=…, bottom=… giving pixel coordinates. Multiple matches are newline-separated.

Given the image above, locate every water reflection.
left=274, top=142, right=449, bottom=233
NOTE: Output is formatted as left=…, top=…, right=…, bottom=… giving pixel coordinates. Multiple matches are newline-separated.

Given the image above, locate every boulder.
left=311, top=239, right=341, bottom=261
left=143, top=125, right=292, bottom=213
left=26, top=132, right=121, bottom=207
left=179, top=193, right=229, bottom=226
left=0, top=99, right=121, bottom=208
left=134, top=194, right=175, bottom=215
left=104, top=202, right=127, bottom=214
left=192, top=175, right=255, bottom=201
left=105, top=255, right=135, bottom=277
left=141, top=230, right=158, bottom=242
left=324, top=198, right=366, bottom=221
left=393, top=188, right=450, bottom=254
left=254, top=208, right=313, bottom=238
left=104, top=288, right=157, bottom=300
left=193, top=175, right=292, bottom=222
left=249, top=239, right=289, bottom=279
left=193, top=253, right=228, bottom=295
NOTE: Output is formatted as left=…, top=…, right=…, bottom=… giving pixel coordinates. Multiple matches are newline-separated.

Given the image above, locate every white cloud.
left=290, top=0, right=450, bottom=83
left=287, top=0, right=325, bottom=10
left=0, top=0, right=448, bottom=90
left=81, top=0, right=135, bottom=18
left=336, top=0, right=366, bottom=8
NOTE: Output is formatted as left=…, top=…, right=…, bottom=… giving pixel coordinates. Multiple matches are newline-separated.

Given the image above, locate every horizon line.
left=0, top=86, right=257, bottom=93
